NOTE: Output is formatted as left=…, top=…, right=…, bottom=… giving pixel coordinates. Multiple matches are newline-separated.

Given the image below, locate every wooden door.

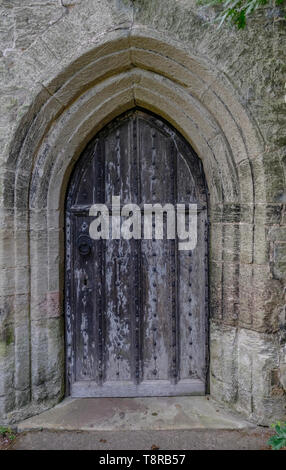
left=65, top=109, right=208, bottom=397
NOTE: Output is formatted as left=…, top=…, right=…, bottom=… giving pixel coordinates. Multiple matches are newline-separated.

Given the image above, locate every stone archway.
left=0, top=28, right=284, bottom=425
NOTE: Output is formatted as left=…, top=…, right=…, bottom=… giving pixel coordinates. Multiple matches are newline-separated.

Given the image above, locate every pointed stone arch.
left=1, top=28, right=282, bottom=426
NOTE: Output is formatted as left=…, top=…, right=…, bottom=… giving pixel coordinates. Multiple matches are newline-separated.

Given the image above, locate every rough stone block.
left=239, top=224, right=253, bottom=264
left=255, top=204, right=283, bottom=225
left=254, top=224, right=269, bottom=264
left=30, top=317, right=64, bottom=403
left=14, top=329, right=30, bottom=393
left=209, top=261, right=222, bottom=319
left=210, top=223, right=222, bottom=262
left=239, top=264, right=283, bottom=332
left=210, top=322, right=237, bottom=391
left=14, top=5, right=64, bottom=50
left=0, top=7, right=14, bottom=53
left=210, top=204, right=223, bottom=223
left=0, top=342, right=15, bottom=413
left=222, top=262, right=240, bottom=324
left=237, top=159, right=254, bottom=204
left=222, top=224, right=240, bottom=263
left=273, top=242, right=286, bottom=280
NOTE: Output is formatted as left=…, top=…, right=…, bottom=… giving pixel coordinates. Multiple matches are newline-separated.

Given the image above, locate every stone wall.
left=0, top=0, right=285, bottom=425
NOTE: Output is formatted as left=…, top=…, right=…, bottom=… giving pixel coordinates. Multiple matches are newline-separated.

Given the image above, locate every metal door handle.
left=77, top=234, right=92, bottom=255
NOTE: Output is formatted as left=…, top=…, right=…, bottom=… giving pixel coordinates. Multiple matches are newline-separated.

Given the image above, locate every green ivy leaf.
left=267, top=422, right=286, bottom=450
left=267, top=435, right=286, bottom=450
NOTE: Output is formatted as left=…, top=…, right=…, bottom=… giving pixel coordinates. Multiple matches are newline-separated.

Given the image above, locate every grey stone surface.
left=11, top=428, right=274, bottom=450
left=0, top=0, right=285, bottom=427
left=17, top=396, right=253, bottom=432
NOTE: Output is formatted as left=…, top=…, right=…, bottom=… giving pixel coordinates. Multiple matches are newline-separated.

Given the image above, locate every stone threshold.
left=17, top=396, right=254, bottom=432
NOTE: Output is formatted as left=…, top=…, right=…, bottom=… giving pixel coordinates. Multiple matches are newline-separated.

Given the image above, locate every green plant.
left=267, top=422, right=286, bottom=450
left=0, top=426, right=16, bottom=441
left=197, top=0, right=286, bottom=28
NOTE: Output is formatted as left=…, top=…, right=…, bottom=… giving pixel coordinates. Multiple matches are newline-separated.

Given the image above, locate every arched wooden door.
left=65, top=109, right=208, bottom=397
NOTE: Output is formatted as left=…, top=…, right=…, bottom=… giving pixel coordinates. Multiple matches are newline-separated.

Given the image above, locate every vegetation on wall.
left=267, top=422, right=286, bottom=450
left=197, top=0, right=286, bottom=28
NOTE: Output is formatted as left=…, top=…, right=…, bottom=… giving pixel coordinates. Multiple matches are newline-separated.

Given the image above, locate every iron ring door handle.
left=77, top=234, right=92, bottom=256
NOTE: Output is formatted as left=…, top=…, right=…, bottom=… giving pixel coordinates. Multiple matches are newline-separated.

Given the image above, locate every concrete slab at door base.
left=17, top=396, right=253, bottom=432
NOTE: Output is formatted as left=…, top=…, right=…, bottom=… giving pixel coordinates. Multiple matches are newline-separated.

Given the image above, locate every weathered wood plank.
left=71, top=379, right=205, bottom=397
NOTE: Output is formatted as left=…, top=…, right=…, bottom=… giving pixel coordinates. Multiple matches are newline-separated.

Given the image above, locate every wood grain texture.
left=65, top=109, right=208, bottom=397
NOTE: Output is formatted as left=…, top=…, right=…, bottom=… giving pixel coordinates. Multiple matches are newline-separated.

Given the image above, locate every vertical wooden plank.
left=74, top=142, right=97, bottom=206
left=74, top=215, right=97, bottom=381
left=139, top=116, right=176, bottom=382
left=177, top=149, right=207, bottom=382
left=131, top=116, right=142, bottom=384
left=70, top=139, right=107, bottom=384
left=103, top=117, right=140, bottom=383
